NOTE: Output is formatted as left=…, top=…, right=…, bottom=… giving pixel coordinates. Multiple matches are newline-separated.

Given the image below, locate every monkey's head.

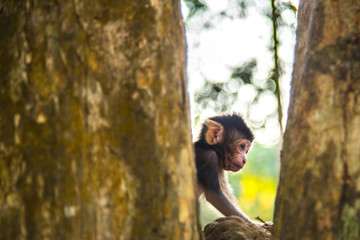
left=200, top=113, right=254, bottom=172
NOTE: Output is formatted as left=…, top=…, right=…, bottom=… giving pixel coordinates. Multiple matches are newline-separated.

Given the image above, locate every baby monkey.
left=195, top=113, right=262, bottom=225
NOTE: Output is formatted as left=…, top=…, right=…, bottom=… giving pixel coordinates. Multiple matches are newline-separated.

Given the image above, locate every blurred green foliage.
left=189, top=0, right=297, bottom=134
left=182, top=0, right=207, bottom=18
left=182, top=0, right=250, bottom=20
left=194, top=59, right=258, bottom=114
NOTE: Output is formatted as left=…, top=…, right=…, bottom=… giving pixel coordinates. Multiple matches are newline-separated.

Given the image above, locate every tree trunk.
left=0, top=1, right=202, bottom=239
left=273, top=0, right=360, bottom=239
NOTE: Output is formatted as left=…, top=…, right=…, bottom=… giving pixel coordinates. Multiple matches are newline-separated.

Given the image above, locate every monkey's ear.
left=205, top=120, right=224, bottom=145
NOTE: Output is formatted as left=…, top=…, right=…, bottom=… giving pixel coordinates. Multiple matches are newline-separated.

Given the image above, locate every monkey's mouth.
left=229, top=163, right=243, bottom=172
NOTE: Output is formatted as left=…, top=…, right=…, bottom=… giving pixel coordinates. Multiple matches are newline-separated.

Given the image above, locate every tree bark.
left=204, top=216, right=271, bottom=240
left=0, top=1, right=202, bottom=239
left=273, top=0, right=360, bottom=239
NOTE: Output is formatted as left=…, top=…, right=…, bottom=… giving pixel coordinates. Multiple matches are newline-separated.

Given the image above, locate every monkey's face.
left=227, top=139, right=251, bottom=172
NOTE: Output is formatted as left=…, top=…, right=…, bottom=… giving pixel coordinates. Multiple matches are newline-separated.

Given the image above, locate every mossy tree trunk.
left=0, top=1, right=202, bottom=239
left=273, top=0, right=360, bottom=239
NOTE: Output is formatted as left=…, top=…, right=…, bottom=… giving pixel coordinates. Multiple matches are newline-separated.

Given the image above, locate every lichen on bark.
left=0, top=1, right=202, bottom=239
left=273, top=0, right=360, bottom=239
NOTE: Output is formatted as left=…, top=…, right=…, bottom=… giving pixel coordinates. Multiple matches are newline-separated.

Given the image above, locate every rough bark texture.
left=0, top=1, right=202, bottom=240
left=203, top=216, right=271, bottom=240
left=273, top=0, right=360, bottom=239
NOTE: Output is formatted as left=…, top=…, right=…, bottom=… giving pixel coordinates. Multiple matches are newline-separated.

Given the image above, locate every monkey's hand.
left=261, top=221, right=273, bottom=231
left=254, top=217, right=273, bottom=231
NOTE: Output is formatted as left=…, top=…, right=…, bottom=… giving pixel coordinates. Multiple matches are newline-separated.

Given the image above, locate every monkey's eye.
left=240, top=144, right=246, bottom=150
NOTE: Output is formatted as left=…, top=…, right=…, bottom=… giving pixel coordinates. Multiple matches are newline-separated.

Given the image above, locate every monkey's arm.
left=204, top=188, right=249, bottom=221
left=195, top=145, right=254, bottom=223
left=219, top=171, right=238, bottom=204
left=196, top=155, right=250, bottom=221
